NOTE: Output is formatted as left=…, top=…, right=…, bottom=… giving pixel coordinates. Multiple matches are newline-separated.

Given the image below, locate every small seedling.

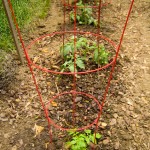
left=70, top=0, right=98, bottom=26
left=65, top=129, right=102, bottom=150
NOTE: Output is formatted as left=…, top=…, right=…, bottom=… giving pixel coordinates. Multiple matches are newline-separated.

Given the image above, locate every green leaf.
left=94, top=48, right=99, bottom=63
left=61, top=44, right=72, bottom=57
left=77, top=15, right=80, bottom=21
left=70, top=12, right=75, bottom=21
left=60, top=68, right=64, bottom=73
left=79, top=134, right=86, bottom=138
left=93, top=20, right=98, bottom=26
left=85, top=130, right=91, bottom=134
left=78, top=140, right=87, bottom=148
left=62, top=61, right=69, bottom=67
left=88, top=18, right=93, bottom=25
left=68, top=129, right=77, bottom=135
left=70, top=140, right=77, bottom=145
left=69, top=63, right=75, bottom=72
left=96, top=133, right=102, bottom=139
left=90, top=134, right=96, bottom=144
left=71, top=145, right=79, bottom=150
left=79, top=21, right=84, bottom=24
left=76, top=58, right=85, bottom=69
left=65, top=142, right=72, bottom=149
left=85, top=136, right=90, bottom=144
left=76, top=41, right=82, bottom=49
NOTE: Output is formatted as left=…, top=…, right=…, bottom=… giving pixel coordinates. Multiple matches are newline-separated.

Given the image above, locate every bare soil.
left=0, top=0, right=150, bottom=150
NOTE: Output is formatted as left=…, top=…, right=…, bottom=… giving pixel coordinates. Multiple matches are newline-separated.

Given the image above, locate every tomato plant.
left=65, top=129, right=102, bottom=150
left=70, top=0, right=98, bottom=26
left=60, top=36, right=109, bottom=72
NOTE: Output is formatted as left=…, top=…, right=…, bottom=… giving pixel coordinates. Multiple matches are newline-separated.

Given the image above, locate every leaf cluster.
left=93, top=44, right=109, bottom=65
left=70, top=0, right=98, bottom=26
left=60, top=37, right=86, bottom=72
left=60, top=36, right=109, bottom=72
left=65, top=129, right=102, bottom=150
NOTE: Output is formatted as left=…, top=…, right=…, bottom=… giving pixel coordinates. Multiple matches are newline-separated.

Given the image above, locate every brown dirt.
left=0, top=0, right=150, bottom=150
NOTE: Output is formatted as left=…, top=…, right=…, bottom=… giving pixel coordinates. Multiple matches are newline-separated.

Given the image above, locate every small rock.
left=127, top=99, right=133, bottom=106
left=131, top=113, right=138, bottom=118
left=9, top=119, right=14, bottom=125
left=4, top=133, right=10, bottom=138
left=0, top=113, right=6, bottom=118
left=101, top=122, right=107, bottom=127
left=129, top=106, right=134, bottom=111
left=118, top=91, right=124, bottom=95
left=18, top=139, right=23, bottom=146
left=0, top=118, right=8, bottom=122
left=77, top=103, right=83, bottom=108
left=121, top=133, right=132, bottom=140
left=114, top=141, right=120, bottom=149
left=75, top=97, right=82, bottom=102
left=121, top=106, right=126, bottom=111
left=113, top=113, right=118, bottom=118
left=103, top=138, right=110, bottom=145
left=108, top=131, right=111, bottom=136
left=99, top=122, right=107, bottom=129
left=9, top=139, right=15, bottom=144
left=12, top=145, right=17, bottom=150
left=31, top=143, right=34, bottom=147
left=110, top=118, right=117, bottom=126
left=1, top=90, right=6, bottom=94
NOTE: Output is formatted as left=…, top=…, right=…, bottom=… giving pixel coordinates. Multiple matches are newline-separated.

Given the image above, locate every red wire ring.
left=45, top=91, right=102, bottom=131
left=25, top=31, right=118, bottom=75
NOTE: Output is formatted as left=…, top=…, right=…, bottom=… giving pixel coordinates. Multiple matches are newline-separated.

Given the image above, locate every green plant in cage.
left=60, top=36, right=109, bottom=72
left=60, top=37, right=86, bottom=72
left=70, top=0, right=98, bottom=26
left=65, top=129, right=102, bottom=150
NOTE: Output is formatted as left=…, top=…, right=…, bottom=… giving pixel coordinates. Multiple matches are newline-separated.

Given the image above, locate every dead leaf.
left=25, top=102, right=31, bottom=110
left=50, top=91, right=55, bottom=95
left=52, top=65, right=60, bottom=70
left=42, top=48, right=49, bottom=53
left=15, top=99, right=21, bottom=102
left=45, top=142, right=49, bottom=149
left=51, top=101, right=58, bottom=107
left=33, top=57, right=39, bottom=63
left=110, top=118, right=117, bottom=126
left=33, top=123, right=44, bottom=137
left=47, top=82, right=51, bottom=86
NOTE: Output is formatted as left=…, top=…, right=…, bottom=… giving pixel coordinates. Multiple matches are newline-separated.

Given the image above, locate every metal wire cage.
left=6, top=0, right=135, bottom=148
